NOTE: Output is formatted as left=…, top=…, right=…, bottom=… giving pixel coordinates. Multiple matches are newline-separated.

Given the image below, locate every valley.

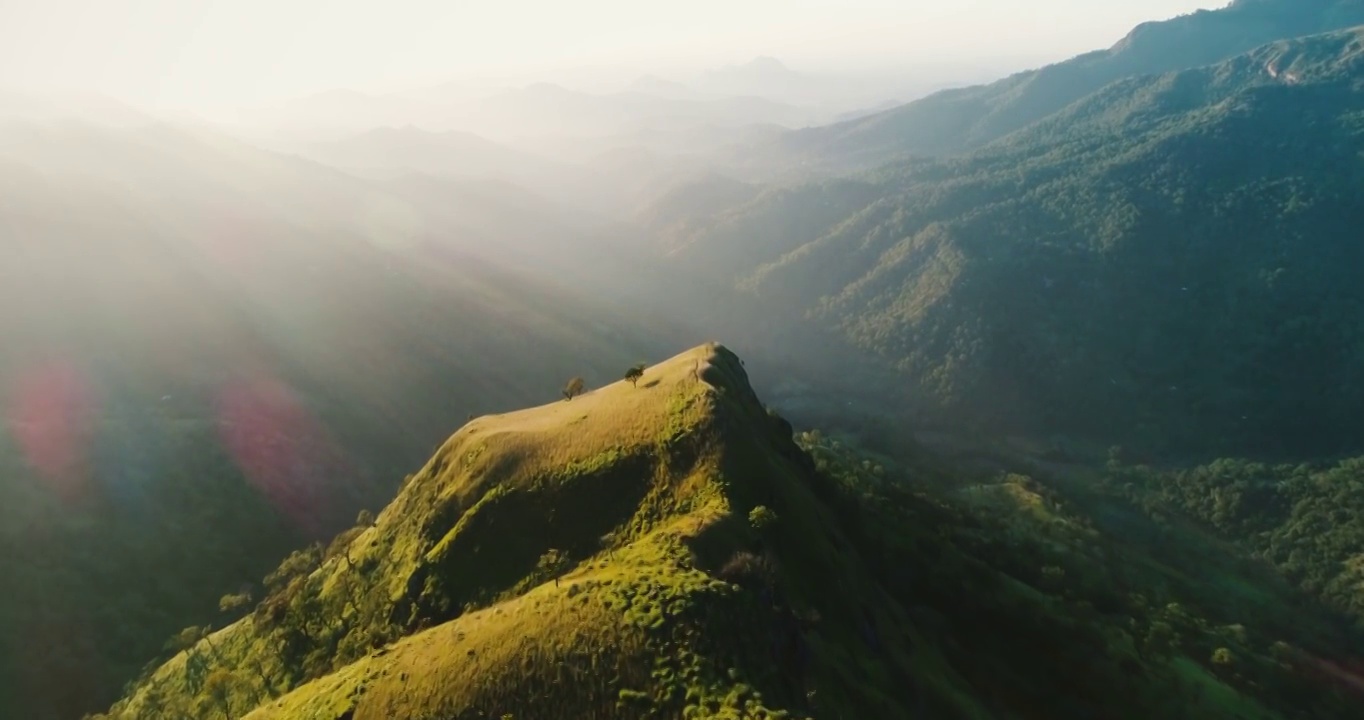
left=4, top=1, right=1364, bottom=718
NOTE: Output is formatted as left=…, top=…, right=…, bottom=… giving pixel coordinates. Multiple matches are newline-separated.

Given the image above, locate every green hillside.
left=1105, top=453, right=1364, bottom=626
left=649, top=27, right=1364, bottom=458
left=87, top=345, right=1361, bottom=719
left=14, top=8, right=1364, bottom=718
left=757, top=0, right=1364, bottom=171
left=0, top=122, right=685, bottom=720
left=97, top=345, right=979, bottom=720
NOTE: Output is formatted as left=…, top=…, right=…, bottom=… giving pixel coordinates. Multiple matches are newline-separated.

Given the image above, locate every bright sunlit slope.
left=100, top=344, right=988, bottom=720
left=0, top=115, right=686, bottom=720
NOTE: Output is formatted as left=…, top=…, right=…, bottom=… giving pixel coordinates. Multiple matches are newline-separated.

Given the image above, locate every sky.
left=0, top=0, right=1225, bottom=111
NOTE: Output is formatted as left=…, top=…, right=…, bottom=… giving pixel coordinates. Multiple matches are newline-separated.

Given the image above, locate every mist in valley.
left=17, top=2, right=1364, bottom=719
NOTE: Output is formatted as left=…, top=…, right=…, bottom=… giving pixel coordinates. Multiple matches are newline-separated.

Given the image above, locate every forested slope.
left=651, top=27, right=1364, bottom=457
left=759, top=0, right=1364, bottom=171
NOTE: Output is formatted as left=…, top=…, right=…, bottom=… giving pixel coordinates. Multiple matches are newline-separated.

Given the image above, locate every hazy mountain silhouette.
left=763, top=0, right=1364, bottom=170
left=646, top=26, right=1364, bottom=457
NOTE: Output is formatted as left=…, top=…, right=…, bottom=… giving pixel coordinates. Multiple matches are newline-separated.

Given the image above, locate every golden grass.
left=244, top=570, right=654, bottom=720
left=104, top=343, right=982, bottom=720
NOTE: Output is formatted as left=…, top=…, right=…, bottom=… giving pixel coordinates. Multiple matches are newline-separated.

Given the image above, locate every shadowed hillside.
left=99, top=345, right=984, bottom=720
left=758, top=0, right=1364, bottom=172
left=0, top=118, right=682, bottom=720
left=89, top=345, right=1364, bottom=720
left=644, top=27, right=1364, bottom=458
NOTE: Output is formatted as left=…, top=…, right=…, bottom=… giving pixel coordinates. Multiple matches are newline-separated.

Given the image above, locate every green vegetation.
left=766, top=0, right=1364, bottom=170
left=15, top=7, right=1364, bottom=719
left=1104, top=454, right=1364, bottom=627
left=0, top=111, right=698, bottom=720
left=659, top=26, right=1364, bottom=458
left=93, top=346, right=989, bottom=720
left=0, top=248, right=669, bottom=720
left=82, top=344, right=1362, bottom=719
left=747, top=505, right=778, bottom=532
left=792, top=428, right=1362, bottom=718
left=0, top=430, right=303, bottom=720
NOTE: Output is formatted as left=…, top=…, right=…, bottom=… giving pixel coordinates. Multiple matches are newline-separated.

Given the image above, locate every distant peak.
left=745, top=56, right=788, bottom=70
left=626, top=75, right=693, bottom=92
left=631, top=74, right=683, bottom=85
left=709, top=56, right=793, bottom=76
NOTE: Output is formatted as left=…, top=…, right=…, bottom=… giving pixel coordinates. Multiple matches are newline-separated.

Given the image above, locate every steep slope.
left=94, top=345, right=1364, bottom=720
left=100, top=345, right=985, bottom=720
left=760, top=0, right=1364, bottom=171
left=645, top=28, right=1364, bottom=458
left=795, top=432, right=1364, bottom=719
left=0, top=119, right=683, bottom=720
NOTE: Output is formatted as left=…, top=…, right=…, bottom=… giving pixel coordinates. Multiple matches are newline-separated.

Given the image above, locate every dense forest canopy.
left=7, top=1, right=1364, bottom=718
left=653, top=27, right=1364, bottom=458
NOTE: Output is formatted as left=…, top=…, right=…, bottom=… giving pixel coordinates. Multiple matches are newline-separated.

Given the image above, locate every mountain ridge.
left=0, top=116, right=690, bottom=720
left=101, top=344, right=974, bottom=720
left=759, top=0, right=1364, bottom=171
left=646, top=25, right=1364, bottom=458
left=90, top=344, right=1364, bottom=720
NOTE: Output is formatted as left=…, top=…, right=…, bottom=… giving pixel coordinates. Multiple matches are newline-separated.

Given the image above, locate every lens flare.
left=88, top=396, right=166, bottom=512
left=5, top=359, right=96, bottom=504
left=215, top=373, right=339, bottom=534
left=1311, top=655, right=1364, bottom=696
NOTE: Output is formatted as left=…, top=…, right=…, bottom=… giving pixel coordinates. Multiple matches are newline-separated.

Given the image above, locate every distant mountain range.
left=0, top=117, right=686, bottom=720
left=14, top=3, right=1364, bottom=719
left=645, top=11, right=1364, bottom=458
left=0, top=110, right=899, bottom=718
left=236, top=54, right=984, bottom=151
left=288, top=125, right=573, bottom=192
left=237, top=77, right=825, bottom=147
left=625, top=74, right=703, bottom=100
left=697, top=56, right=816, bottom=101
left=753, top=0, right=1364, bottom=172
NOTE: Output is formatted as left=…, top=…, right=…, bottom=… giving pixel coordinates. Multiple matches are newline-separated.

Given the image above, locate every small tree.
left=563, top=377, right=586, bottom=401
left=624, top=364, right=646, bottom=387
left=356, top=509, right=376, bottom=527
left=219, top=591, right=252, bottom=615
left=203, top=667, right=249, bottom=720
left=264, top=544, right=323, bottom=592
left=537, top=548, right=570, bottom=587
left=166, top=625, right=216, bottom=694
left=166, top=625, right=208, bottom=655
left=216, top=588, right=275, bottom=697
left=748, top=505, right=778, bottom=533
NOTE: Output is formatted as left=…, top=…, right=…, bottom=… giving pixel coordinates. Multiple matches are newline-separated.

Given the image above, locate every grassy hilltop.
left=90, top=344, right=1364, bottom=720
left=100, top=344, right=980, bottom=720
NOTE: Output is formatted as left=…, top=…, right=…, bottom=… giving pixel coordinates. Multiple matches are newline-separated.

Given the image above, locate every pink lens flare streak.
left=6, top=360, right=97, bottom=504
left=215, top=373, right=341, bottom=534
